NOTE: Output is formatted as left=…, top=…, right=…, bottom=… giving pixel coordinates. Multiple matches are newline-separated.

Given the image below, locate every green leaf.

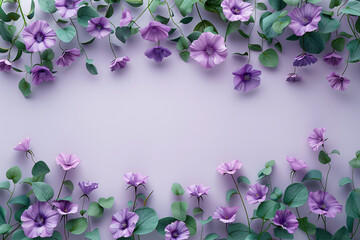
left=27, top=0, right=35, bottom=19
left=258, top=167, right=272, bottom=178
left=339, top=177, right=352, bottom=186
left=347, top=39, right=360, bottom=62
left=6, top=166, right=22, bottom=184
left=87, top=202, right=104, bottom=218
left=105, top=4, right=114, bottom=18
left=175, top=0, right=199, bottom=16
left=8, top=195, right=30, bottom=206
left=66, top=217, right=88, bottom=235
left=194, top=20, right=217, bottom=33
left=248, top=44, right=262, bottom=51
left=56, top=26, right=76, bottom=43
left=204, top=0, right=222, bottom=14
left=86, top=60, right=98, bottom=75
left=200, top=216, right=212, bottom=225
left=347, top=216, right=354, bottom=233
left=0, top=7, right=11, bottom=22
left=316, top=228, right=333, bottom=239
left=259, top=48, right=279, bottom=68
left=332, top=226, right=351, bottom=240
left=274, top=41, right=282, bottom=52
left=0, top=224, right=12, bottom=235
left=283, top=183, right=308, bottom=207
left=180, top=17, right=193, bottom=24
left=342, top=0, right=360, bottom=16
left=32, top=182, right=54, bottom=201
left=225, top=21, right=241, bottom=39
left=205, top=233, right=219, bottom=240
left=330, top=0, right=342, bottom=8
left=299, top=32, right=325, bottom=54
left=176, top=36, right=189, bottom=51
left=187, top=31, right=201, bottom=42
left=318, top=151, right=331, bottom=164
left=0, top=181, right=10, bottom=191
left=256, top=200, right=280, bottom=219
left=260, top=11, right=282, bottom=39
left=77, top=6, right=99, bottom=27
left=193, top=207, right=203, bottom=216
left=302, top=169, right=322, bottom=182
left=11, top=230, right=30, bottom=240
left=184, top=215, right=197, bottom=236
left=115, top=26, right=131, bottom=43
left=331, top=37, right=345, bottom=52
left=84, top=228, right=100, bottom=240
left=154, top=15, right=169, bottom=24
left=0, top=21, right=13, bottom=42
left=38, top=0, right=57, bottom=13
left=226, top=189, right=238, bottom=203
left=274, top=227, right=293, bottom=239
left=32, top=161, right=50, bottom=177
left=180, top=51, right=190, bottom=62
left=346, top=191, right=360, bottom=219
left=98, top=197, right=114, bottom=209
left=228, top=223, right=252, bottom=239
left=270, top=187, right=283, bottom=201
left=268, top=0, right=287, bottom=10
left=156, top=217, right=177, bottom=236
left=41, top=49, right=55, bottom=61
left=298, top=217, right=316, bottom=235
left=283, top=0, right=299, bottom=5
left=319, top=14, right=340, bottom=33
left=134, top=207, right=159, bottom=235
left=0, top=47, right=8, bottom=53
left=126, top=0, right=143, bottom=7
left=256, top=2, right=267, bottom=10
left=237, top=176, right=250, bottom=185
left=171, top=201, right=188, bottom=221
left=63, top=180, right=74, bottom=192
left=272, top=16, right=291, bottom=34
left=0, top=207, right=5, bottom=224
left=171, top=183, right=185, bottom=195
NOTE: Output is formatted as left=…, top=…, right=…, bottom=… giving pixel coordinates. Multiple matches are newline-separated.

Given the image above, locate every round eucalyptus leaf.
left=283, top=183, right=308, bottom=208
left=134, top=207, right=159, bottom=235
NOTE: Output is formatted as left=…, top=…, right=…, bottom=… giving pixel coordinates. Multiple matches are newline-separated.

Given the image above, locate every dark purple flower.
left=119, top=9, right=132, bottom=27
left=14, top=137, right=31, bottom=152
left=87, top=17, right=112, bottom=39
left=233, top=64, right=261, bottom=92
left=245, top=183, right=268, bottom=204
left=21, top=201, right=60, bottom=238
left=0, top=59, right=12, bottom=72
left=55, top=0, right=81, bottom=18
left=327, top=72, right=350, bottom=91
left=79, top=181, right=98, bottom=195
left=145, top=47, right=171, bottom=62
left=186, top=184, right=210, bottom=198
left=286, top=73, right=302, bottom=82
left=308, top=191, right=342, bottom=218
left=288, top=3, right=322, bottom=36
left=164, top=221, right=190, bottom=240
left=110, top=56, right=130, bottom=71
left=221, top=0, right=253, bottom=22
left=124, top=172, right=148, bottom=187
left=56, top=153, right=80, bottom=171
left=217, top=160, right=242, bottom=175
left=286, top=156, right=308, bottom=171
left=140, top=21, right=171, bottom=42
left=293, top=53, right=317, bottom=67
left=273, top=209, right=299, bottom=234
left=53, top=200, right=78, bottom=215
left=213, top=206, right=239, bottom=223
left=323, top=52, right=343, bottom=66
left=56, top=48, right=81, bottom=67
left=31, top=65, right=55, bottom=85
left=22, top=20, right=56, bottom=52
left=307, top=128, right=326, bottom=151
left=109, top=208, right=139, bottom=238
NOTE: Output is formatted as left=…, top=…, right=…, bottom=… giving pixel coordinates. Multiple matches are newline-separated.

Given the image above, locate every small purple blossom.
left=288, top=3, right=322, bottom=36
left=119, top=9, right=132, bottom=27
left=293, top=53, right=318, bottom=67
left=323, top=52, right=343, bottom=66
left=145, top=46, right=171, bottom=62
left=0, top=59, right=12, bottom=72
left=53, top=200, right=78, bottom=215
left=87, top=17, right=112, bottom=39
left=124, top=172, right=148, bottom=187
left=221, top=0, right=253, bottom=22
left=56, top=48, right=81, bottom=67
left=327, top=72, right=350, bottom=91
left=213, top=206, right=239, bottom=223
left=79, top=181, right=98, bottom=195
left=233, top=64, right=261, bottom=92
left=286, top=73, right=302, bottom=82
left=109, top=208, right=139, bottom=238
left=140, top=21, right=171, bottom=42
left=245, top=183, right=268, bottom=204
left=110, top=56, right=130, bottom=71
left=217, top=160, right=242, bottom=175
left=55, top=0, right=81, bottom=18
left=14, top=137, right=31, bottom=152
left=273, top=209, right=299, bottom=234
left=55, top=153, right=81, bottom=171
left=308, top=191, right=342, bottom=218
left=286, top=156, right=308, bottom=171
left=164, top=221, right=190, bottom=240
left=307, top=128, right=326, bottom=151
left=31, top=65, right=55, bottom=85
left=22, top=20, right=56, bottom=52
left=186, top=185, right=210, bottom=198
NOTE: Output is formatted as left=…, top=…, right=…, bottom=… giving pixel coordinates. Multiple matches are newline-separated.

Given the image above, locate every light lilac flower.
left=53, top=200, right=78, bottom=215
left=31, top=65, right=54, bottom=85
left=217, top=160, right=242, bottom=175
left=327, top=72, right=350, bottom=91
left=186, top=185, right=210, bottom=198
left=245, top=183, right=268, bottom=204
left=124, top=172, right=148, bottom=187
left=119, top=9, right=132, bottom=27
left=140, top=21, right=171, bottom=42
left=273, top=209, right=299, bottom=234
left=213, top=206, right=239, bottom=223
left=286, top=73, right=302, bottom=82
left=308, top=191, right=342, bottom=218
left=286, top=156, right=308, bottom=171
left=145, top=46, right=171, bottom=62
left=288, top=3, right=322, bottom=36
left=79, top=181, right=98, bottom=195
left=110, top=56, right=130, bottom=71
left=0, top=59, right=12, bottom=72
left=221, top=0, right=253, bottom=22
left=323, top=52, right=343, bottom=66
left=14, top=137, right=31, bottom=152
left=56, top=48, right=81, bottom=67
left=21, top=201, right=60, bottom=238
left=293, top=53, right=317, bottom=67
left=109, top=208, right=139, bottom=238
left=55, top=153, right=81, bottom=171
left=233, top=64, right=261, bottom=92
left=87, top=17, right=112, bottom=39
left=164, top=221, right=190, bottom=240
left=307, top=128, right=326, bottom=151
left=22, top=20, right=56, bottom=52
left=190, top=32, right=227, bottom=69
left=55, top=0, right=81, bottom=18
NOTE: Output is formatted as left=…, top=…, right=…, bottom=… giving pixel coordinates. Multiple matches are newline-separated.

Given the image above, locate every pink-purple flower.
left=307, top=128, right=326, bottom=151
left=213, top=206, right=239, bottom=223
left=55, top=153, right=81, bottom=171
left=0, top=59, right=12, bottom=72
left=327, top=72, right=351, bottom=91
left=288, top=3, right=322, bottom=36
left=55, top=0, right=81, bottom=18
left=221, top=0, right=253, bottom=22
left=22, top=20, right=56, bottom=52
left=124, top=172, right=148, bottom=187
left=245, top=183, right=268, bottom=204
left=286, top=156, right=308, bottom=171
left=293, top=53, right=317, bottom=67
left=79, top=181, right=98, bottom=195
left=56, top=48, right=81, bottom=67
left=164, top=220, right=190, bottom=240
left=217, top=160, right=242, bottom=175
left=31, top=65, right=55, bottom=85
left=186, top=184, right=210, bottom=198
left=286, top=73, right=302, bottom=82
left=140, top=21, right=171, bottom=42
left=308, top=191, right=342, bottom=218
left=109, top=208, right=139, bottom=238
left=119, top=9, right=132, bottom=27
left=273, top=209, right=299, bottom=234
left=190, top=32, right=227, bottom=69
left=110, top=56, right=130, bottom=71
left=145, top=46, right=171, bottom=62
left=53, top=200, right=78, bottom=215
left=233, top=64, right=261, bottom=92
left=87, top=17, right=112, bottom=39
left=323, top=52, right=343, bottom=66
left=14, top=137, right=31, bottom=152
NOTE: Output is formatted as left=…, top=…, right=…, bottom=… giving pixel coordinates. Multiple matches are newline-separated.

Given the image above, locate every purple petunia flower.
left=233, top=64, right=261, bottom=92
left=293, top=53, right=317, bottom=67
left=110, top=56, right=130, bottom=71
left=213, top=206, right=239, bottom=223
left=22, top=20, right=56, bottom=52
left=145, top=46, right=171, bottom=62
left=56, top=153, right=81, bottom=171
left=53, top=200, right=78, bottom=215
left=308, top=191, right=342, bottom=218
left=190, top=32, right=227, bottom=69
left=119, top=9, right=132, bottom=27
left=79, top=181, right=98, bottom=195
left=124, top=172, right=148, bottom=187
left=55, top=0, right=81, bottom=18
left=307, top=128, right=326, bottom=151
left=87, top=17, right=112, bottom=39
left=31, top=65, right=55, bottom=85
left=109, top=208, right=139, bottom=238
left=327, top=72, right=350, bottom=91
left=288, top=3, right=322, bottom=36
left=221, top=0, right=253, bottom=22
left=14, top=137, right=31, bottom=152
left=0, top=59, right=12, bottom=72
left=140, top=21, right=171, bottom=42
left=245, top=183, right=268, bottom=204
left=217, top=160, right=242, bottom=175
left=56, top=48, right=81, bottom=67
left=286, top=73, right=302, bottom=82
left=164, top=221, right=190, bottom=240
left=273, top=209, right=299, bottom=234
left=21, top=201, right=60, bottom=238
left=186, top=185, right=210, bottom=198
left=323, top=52, right=343, bottom=66
left=286, top=156, right=308, bottom=171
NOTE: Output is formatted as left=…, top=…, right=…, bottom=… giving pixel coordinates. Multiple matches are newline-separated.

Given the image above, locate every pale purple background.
left=1, top=1, right=360, bottom=239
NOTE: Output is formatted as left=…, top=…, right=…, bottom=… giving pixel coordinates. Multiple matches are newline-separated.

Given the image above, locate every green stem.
left=165, top=0, right=183, bottom=36
left=352, top=220, right=360, bottom=239
left=341, top=55, right=350, bottom=76
left=296, top=208, right=311, bottom=240
left=108, top=34, right=117, bottom=58
left=324, top=163, right=331, bottom=192
left=347, top=15, right=359, bottom=39
left=17, top=0, right=27, bottom=26
left=195, top=3, right=203, bottom=21
left=132, top=0, right=155, bottom=25
left=56, top=171, right=68, bottom=200
left=231, top=175, right=251, bottom=232
left=132, top=187, right=138, bottom=211
left=352, top=168, right=356, bottom=190
left=6, top=184, right=15, bottom=224
left=257, top=220, right=265, bottom=240
left=70, top=18, right=89, bottom=59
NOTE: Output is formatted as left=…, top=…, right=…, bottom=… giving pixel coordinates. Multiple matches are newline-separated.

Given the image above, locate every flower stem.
left=70, top=18, right=89, bottom=59
left=165, top=0, right=183, bottom=36
left=132, top=187, right=138, bottom=211
left=352, top=220, right=360, bottom=239
left=17, top=0, right=27, bottom=26
left=132, top=0, right=155, bottom=25
left=6, top=183, right=15, bottom=224
left=324, top=163, right=331, bottom=192
left=352, top=168, right=356, bottom=190
left=341, top=55, right=350, bottom=76
left=108, top=35, right=117, bottom=58
left=56, top=171, right=68, bottom=200
left=296, top=208, right=311, bottom=240
left=195, top=3, right=203, bottom=21
left=231, top=175, right=250, bottom=232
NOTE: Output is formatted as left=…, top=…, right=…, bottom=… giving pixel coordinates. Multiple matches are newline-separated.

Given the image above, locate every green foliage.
left=298, top=217, right=316, bottom=235
left=32, top=161, right=50, bottom=178
left=302, top=169, right=322, bottom=182
left=134, top=207, right=159, bottom=235
left=77, top=6, right=99, bottom=27
left=228, top=222, right=252, bottom=240
left=6, top=166, right=22, bottom=184
left=259, top=48, right=279, bottom=68
left=346, top=191, right=360, bottom=219
left=237, top=176, right=250, bottom=185
left=318, top=150, right=331, bottom=164
left=32, top=182, right=54, bottom=201
left=342, top=0, right=360, bottom=16
left=299, top=32, right=325, bottom=54
left=171, top=201, right=188, bottom=221
left=316, top=228, right=333, bottom=239
left=98, top=197, right=114, bottom=209
left=332, top=226, right=351, bottom=240
left=156, top=217, right=177, bottom=236
left=56, top=26, right=76, bottom=43
left=256, top=200, right=280, bottom=219
left=339, top=177, right=352, bottom=186
left=115, top=26, right=132, bottom=43
left=88, top=202, right=104, bottom=217
left=274, top=227, right=293, bottom=239
left=84, top=228, right=100, bottom=240
left=184, top=215, right=197, bottom=235
left=66, top=217, right=88, bottom=235
left=270, top=186, right=283, bottom=201
left=38, top=0, right=56, bottom=13
left=283, top=183, right=308, bottom=207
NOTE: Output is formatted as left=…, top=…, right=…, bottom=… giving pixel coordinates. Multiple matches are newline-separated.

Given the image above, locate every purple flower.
left=217, top=160, right=242, bottom=175
left=145, top=47, right=171, bottom=62
left=293, top=53, right=318, bottom=67
left=110, top=56, right=130, bottom=71
left=323, top=52, right=343, bottom=66
left=288, top=3, right=322, bottom=36
left=286, top=156, right=308, bottom=171
left=221, top=0, right=253, bottom=22
left=213, top=206, right=239, bottom=223
left=87, top=17, right=112, bottom=39
left=273, top=209, right=299, bottom=234
left=164, top=221, right=190, bottom=240
left=79, top=181, right=98, bottom=195
left=190, top=32, right=227, bottom=69
left=308, top=191, right=342, bottom=218
left=14, top=137, right=31, bottom=152
left=233, top=64, right=261, bottom=92
left=327, top=72, right=350, bottom=91
left=53, top=200, right=78, bottom=215
left=307, top=128, right=326, bottom=151
left=31, top=65, right=55, bottom=85
left=109, top=208, right=139, bottom=238
left=186, top=185, right=210, bottom=198
left=140, top=21, right=171, bottom=42
left=124, top=172, right=148, bottom=187
left=119, top=9, right=132, bottom=27
left=55, top=153, right=81, bottom=171
left=21, top=201, right=60, bottom=238
left=245, top=183, right=268, bottom=204
left=56, top=48, right=81, bottom=67
left=0, top=59, right=12, bottom=72
left=55, top=0, right=81, bottom=18
left=22, top=20, right=56, bottom=52
left=286, top=73, right=302, bottom=82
